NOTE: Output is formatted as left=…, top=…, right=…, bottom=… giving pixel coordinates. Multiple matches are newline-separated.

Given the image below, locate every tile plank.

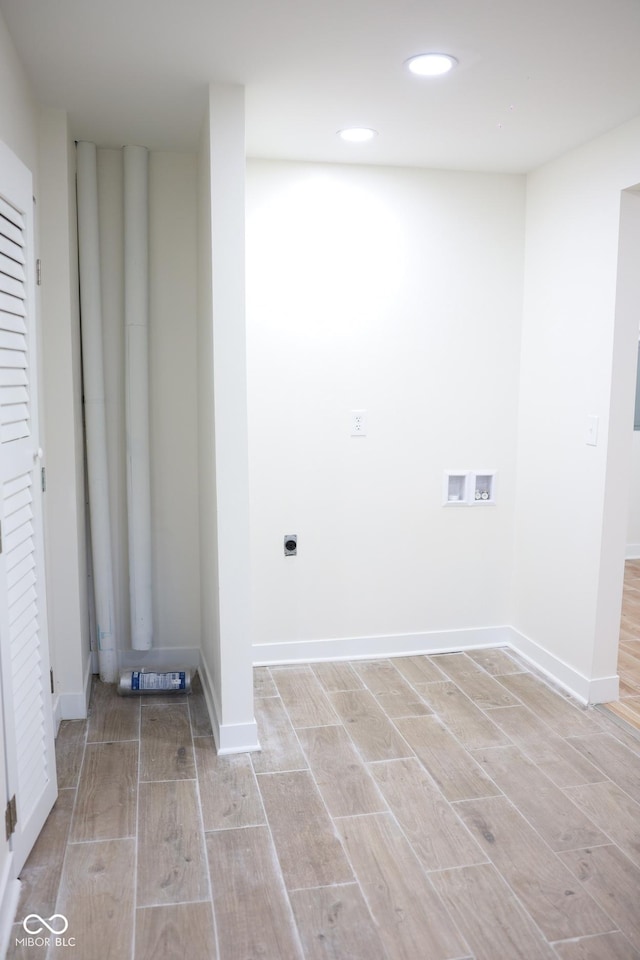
left=435, top=653, right=521, bottom=708
left=49, top=838, right=135, bottom=960
left=328, top=689, right=412, bottom=762
left=473, top=745, right=607, bottom=851
left=467, top=648, right=526, bottom=676
left=552, top=933, right=640, bottom=960
left=254, top=666, right=278, bottom=698
left=418, top=681, right=509, bottom=749
left=271, top=666, right=338, bottom=727
left=394, top=715, right=500, bottom=801
left=55, top=719, right=87, bottom=789
left=296, top=725, right=386, bottom=817
left=455, top=795, right=615, bottom=941
left=352, top=660, right=430, bottom=717
left=194, top=738, right=265, bottom=830
left=567, top=732, right=640, bottom=803
left=140, top=703, right=195, bottom=781
left=290, top=884, right=388, bottom=960
left=559, top=844, right=640, bottom=953
left=497, top=673, right=599, bottom=736
left=137, top=779, right=209, bottom=906
left=15, top=789, right=75, bottom=918
left=336, top=812, right=468, bottom=960
left=135, top=903, right=216, bottom=960
left=311, top=661, right=364, bottom=693
left=370, top=757, right=486, bottom=871
left=430, top=863, right=556, bottom=960
left=393, top=655, right=447, bottom=686
left=252, top=696, right=308, bottom=773
left=257, top=770, right=353, bottom=890
left=87, top=680, right=140, bottom=742
left=207, top=826, right=304, bottom=960
left=486, top=705, right=606, bottom=788
left=564, top=781, right=640, bottom=868
left=70, top=740, right=138, bottom=842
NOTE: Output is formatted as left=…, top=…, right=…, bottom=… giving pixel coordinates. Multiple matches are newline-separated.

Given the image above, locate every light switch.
left=586, top=414, right=599, bottom=446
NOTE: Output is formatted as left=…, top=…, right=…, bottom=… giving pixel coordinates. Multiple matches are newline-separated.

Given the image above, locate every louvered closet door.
left=0, top=140, right=56, bottom=875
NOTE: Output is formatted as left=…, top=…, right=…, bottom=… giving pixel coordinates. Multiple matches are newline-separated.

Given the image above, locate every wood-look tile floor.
left=8, top=654, right=640, bottom=960
left=605, top=558, right=640, bottom=731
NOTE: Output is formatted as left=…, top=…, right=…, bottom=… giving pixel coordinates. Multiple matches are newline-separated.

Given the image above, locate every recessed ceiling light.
left=406, top=53, right=458, bottom=77
left=337, top=127, right=378, bottom=143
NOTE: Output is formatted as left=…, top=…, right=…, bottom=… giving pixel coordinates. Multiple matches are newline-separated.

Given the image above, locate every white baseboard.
left=254, top=624, right=618, bottom=707
left=198, top=656, right=259, bottom=755
left=507, top=627, right=619, bottom=705
left=0, top=858, right=20, bottom=960
left=57, top=652, right=94, bottom=720
left=253, top=626, right=513, bottom=666
left=626, top=544, right=640, bottom=559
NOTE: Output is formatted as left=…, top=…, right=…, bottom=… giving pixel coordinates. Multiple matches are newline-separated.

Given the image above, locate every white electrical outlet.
left=350, top=410, right=367, bottom=436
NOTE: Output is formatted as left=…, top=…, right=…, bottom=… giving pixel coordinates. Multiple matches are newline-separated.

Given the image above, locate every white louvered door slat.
left=0, top=139, right=56, bottom=877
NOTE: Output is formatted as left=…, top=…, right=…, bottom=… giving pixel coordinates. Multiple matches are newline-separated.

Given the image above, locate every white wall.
left=96, top=148, right=201, bottom=666
left=246, top=160, right=526, bottom=660
left=512, top=117, right=640, bottom=697
left=628, top=432, right=640, bottom=556
left=38, top=108, right=91, bottom=718
left=197, top=86, right=256, bottom=753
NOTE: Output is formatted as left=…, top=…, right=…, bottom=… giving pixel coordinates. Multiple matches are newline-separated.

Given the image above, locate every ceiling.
left=2, top=0, right=640, bottom=173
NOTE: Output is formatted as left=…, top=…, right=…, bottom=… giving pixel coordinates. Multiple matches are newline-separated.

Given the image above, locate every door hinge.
left=5, top=795, right=17, bottom=841
left=41, top=466, right=46, bottom=492
left=50, top=668, right=55, bottom=694
left=36, top=259, right=42, bottom=286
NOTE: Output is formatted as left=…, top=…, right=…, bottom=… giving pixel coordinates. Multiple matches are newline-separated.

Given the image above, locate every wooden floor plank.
left=49, top=838, right=135, bottom=960
left=290, top=884, right=389, bottom=960
left=418, top=681, right=510, bottom=749
left=135, top=903, right=216, bottom=960
left=369, top=757, right=487, bottom=871
left=137, top=779, right=209, bottom=907
left=70, top=740, right=138, bottom=842
left=559, top=844, right=640, bottom=953
left=455, top=795, right=615, bottom=941
left=140, top=703, right=195, bottom=781
left=207, top=826, right=304, bottom=960
left=257, top=770, right=353, bottom=890
left=328, top=689, right=412, bottom=762
left=271, top=666, right=339, bottom=728
left=336, top=812, right=469, bottom=960
left=252, top=695, right=308, bottom=773
left=296, top=724, right=386, bottom=817
left=473, top=744, right=607, bottom=851
left=394, top=715, right=500, bottom=801
left=429, top=862, right=556, bottom=960
left=194, top=739, right=265, bottom=831
left=564, top=780, right=640, bottom=869
left=352, top=660, right=431, bottom=718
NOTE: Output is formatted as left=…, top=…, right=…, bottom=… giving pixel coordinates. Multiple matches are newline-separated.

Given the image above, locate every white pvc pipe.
left=76, top=141, right=118, bottom=682
left=123, top=145, right=153, bottom=651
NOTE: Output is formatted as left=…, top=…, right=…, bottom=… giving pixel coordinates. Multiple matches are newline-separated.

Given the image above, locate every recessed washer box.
left=443, top=470, right=497, bottom=505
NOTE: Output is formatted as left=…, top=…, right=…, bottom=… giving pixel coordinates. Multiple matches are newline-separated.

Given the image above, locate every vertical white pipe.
left=76, top=141, right=118, bottom=682
left=123, top=145, right=153, bottom=651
